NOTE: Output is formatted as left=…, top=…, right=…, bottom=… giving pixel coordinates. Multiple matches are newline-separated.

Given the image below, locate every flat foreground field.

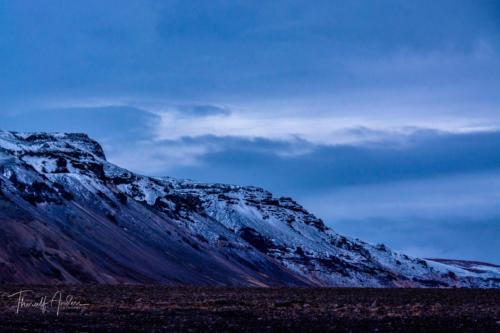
left=0, top=286, right=499, bottom=332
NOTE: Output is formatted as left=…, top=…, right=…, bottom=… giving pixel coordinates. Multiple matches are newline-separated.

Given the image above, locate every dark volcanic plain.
left=0, top=286, right=499, bottom=332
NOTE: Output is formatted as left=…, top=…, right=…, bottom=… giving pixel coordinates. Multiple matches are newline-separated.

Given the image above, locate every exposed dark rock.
left=238, top=227, right=276, bottom=253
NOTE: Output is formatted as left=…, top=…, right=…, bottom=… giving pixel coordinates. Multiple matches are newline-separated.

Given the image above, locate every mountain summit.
left=0, top=131, right=498, bottom=287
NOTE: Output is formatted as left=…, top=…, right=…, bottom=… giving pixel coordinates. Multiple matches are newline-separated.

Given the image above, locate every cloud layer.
left=302, top=171, right=500, bottom=261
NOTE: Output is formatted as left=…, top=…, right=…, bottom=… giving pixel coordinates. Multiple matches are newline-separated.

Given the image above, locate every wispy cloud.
left=154, top=104, right=497, bottom=145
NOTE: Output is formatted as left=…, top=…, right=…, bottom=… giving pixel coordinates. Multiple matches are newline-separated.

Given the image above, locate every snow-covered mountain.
left=0, top=131, right=498, bottom=287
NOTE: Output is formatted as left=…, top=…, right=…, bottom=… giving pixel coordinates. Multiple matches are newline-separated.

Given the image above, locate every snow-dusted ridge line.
left=0, top=130, right=498, bottom=287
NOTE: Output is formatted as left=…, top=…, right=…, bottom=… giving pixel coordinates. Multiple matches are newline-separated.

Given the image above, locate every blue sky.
left=1, top=0, right=499, bottom=262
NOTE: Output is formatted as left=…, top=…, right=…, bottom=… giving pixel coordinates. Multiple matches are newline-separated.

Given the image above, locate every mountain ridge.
left=0, top=130, right=498, bottom=287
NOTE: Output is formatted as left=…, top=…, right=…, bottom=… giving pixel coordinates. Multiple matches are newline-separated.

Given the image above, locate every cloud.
left=176, top=104, right=231, bottom=117
left=108, top=140, right=216, bottom=175
left=3, top=103, right=500, bottom=191
left=155, top=105, right=498, bottom=144
left=331, top=216, right=500, bottom=262
left=91, top=129, right=500, bottom=198
left=303, top=170, right=500, bottom=221
left=0, top=106, right=161, bottom=160
left=299, top=170, right=500, bottom=262
left=155, top=1, right=499, bottom=52
left=2, top=0, right=499, bottom=106
left=105, top=134, right=315, bottom=175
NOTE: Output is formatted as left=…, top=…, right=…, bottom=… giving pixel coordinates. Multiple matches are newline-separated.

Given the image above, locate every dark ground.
left=0, top=285, right=499, bottom=332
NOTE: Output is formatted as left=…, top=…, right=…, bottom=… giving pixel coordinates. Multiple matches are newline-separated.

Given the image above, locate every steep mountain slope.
left=0, top=131, right=498, bottom=287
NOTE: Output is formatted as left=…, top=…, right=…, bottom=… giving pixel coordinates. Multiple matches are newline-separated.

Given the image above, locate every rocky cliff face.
left=0, top=131, right=498, bottom=287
